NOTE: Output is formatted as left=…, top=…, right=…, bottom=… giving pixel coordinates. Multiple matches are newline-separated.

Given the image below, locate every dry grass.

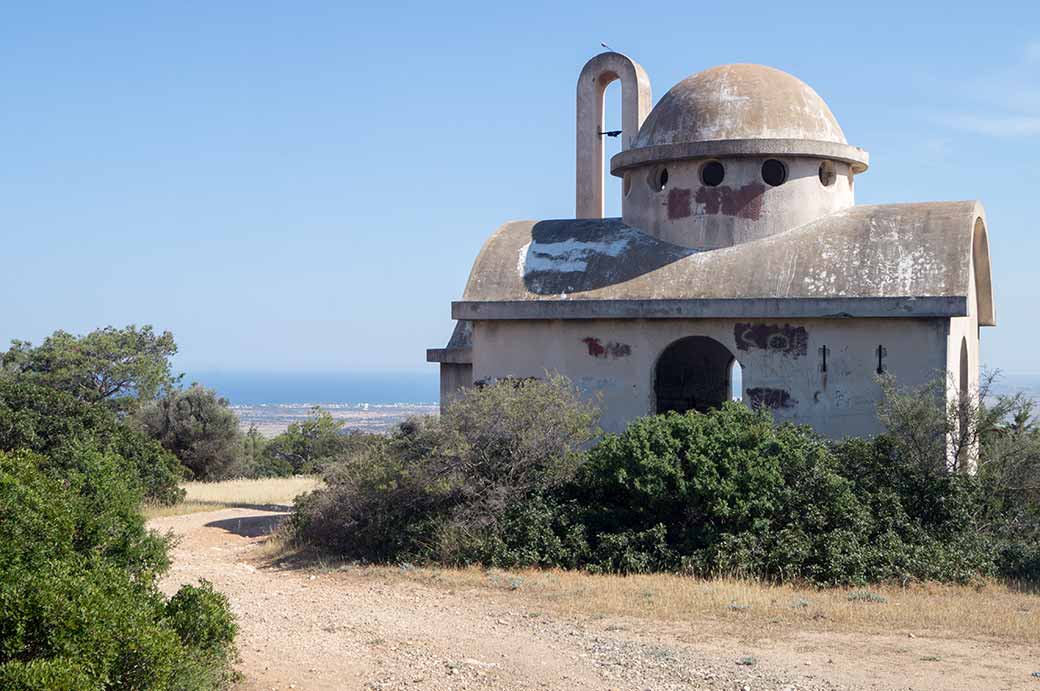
left=279, top=557, right=1039, bottom=643
left=142, top=476, right=323, bottom=519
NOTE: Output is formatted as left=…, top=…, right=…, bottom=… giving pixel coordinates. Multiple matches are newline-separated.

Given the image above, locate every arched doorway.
left=654, top=336, right=738, bottom=414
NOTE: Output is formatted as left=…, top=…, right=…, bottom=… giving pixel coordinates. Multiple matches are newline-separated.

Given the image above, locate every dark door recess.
left=654, top=336, right=735, bottom=414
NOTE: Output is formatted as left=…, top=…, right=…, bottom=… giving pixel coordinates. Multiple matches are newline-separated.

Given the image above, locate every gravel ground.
left=151, top=508, right=1038, bottom=691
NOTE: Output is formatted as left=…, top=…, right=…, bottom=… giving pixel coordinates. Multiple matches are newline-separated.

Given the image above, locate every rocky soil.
left=151, top=508, right=1038, bottom=691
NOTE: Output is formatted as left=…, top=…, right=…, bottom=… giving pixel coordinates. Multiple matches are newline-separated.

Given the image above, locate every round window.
left=646, top=167, right=670, bottom=192
left=761, top=159, right=787, bottom=187
left=700, top=160, right=725, bottom=187
left=818, top=160, right=836, bottom=187
left=656, top=167, right=669, bottom=191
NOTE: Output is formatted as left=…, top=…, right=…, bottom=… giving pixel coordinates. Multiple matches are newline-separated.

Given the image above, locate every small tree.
left=877, top=372, right=1040, bottom=532
left=134, top=385, right=242, bottom=481
left=432, top=374, right=600, bottom=519
left=290, top=374, right=600, bottom=563
left=261, top=407, right=367, bottom=474
left=877, top=371, right=1033, bottom=475
left=1, top=325, right=179, bottom=412
left=239, top=424, right=267, bottom=469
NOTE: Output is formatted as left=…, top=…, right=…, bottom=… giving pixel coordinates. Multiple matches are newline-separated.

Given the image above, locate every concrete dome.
left=635, top=64, right=846, bottom=147
left=611, top=64, right=868, bottom=174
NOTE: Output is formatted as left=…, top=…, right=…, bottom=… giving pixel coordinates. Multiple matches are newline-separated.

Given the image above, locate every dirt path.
left=151, top=508, right=1039, bottom=691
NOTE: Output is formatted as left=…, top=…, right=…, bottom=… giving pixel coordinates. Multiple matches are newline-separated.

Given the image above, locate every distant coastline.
left=181, top=369, right=1040, bottom=438
left=183, top=370, right=439, bottom=406
left=186, top=368, right=1040, bottom=407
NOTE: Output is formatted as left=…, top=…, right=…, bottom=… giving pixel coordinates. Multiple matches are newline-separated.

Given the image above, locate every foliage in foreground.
left=291, top=375, right=1040, bottom=586
left=0, top=447, right=237, bottom=690
left=0, top=379, right=184, bottom=505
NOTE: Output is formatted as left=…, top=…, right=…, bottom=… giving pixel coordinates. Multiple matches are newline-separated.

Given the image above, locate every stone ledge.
left=452, top=296, right=966, bottom=321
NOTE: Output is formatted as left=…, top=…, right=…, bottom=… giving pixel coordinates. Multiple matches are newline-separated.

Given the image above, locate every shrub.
left=258, top=407, right=376, bottom=476
left=872, top=373, right=1040, bottom=583
left=572, top=403, right=874, bottom=583
left=0, top=444, right=169, bottom=581
left=165, top=580, right=238, bottom=652
left=291, top=436, right=433, bottom=561
left=134, top=384, right=243, bottom=481
left=291, top=373, right=1040, bottom=587
left=290, top=375, right=599, bottom=563
left=0, top=380, right=184, bottom=505
left=459, top=493, right=593, bottom=570
left=0, top=448, right=237, bottom=690
left=829, top=435, right=997, bottom=583
left=0, top=658, right=97, bottom=691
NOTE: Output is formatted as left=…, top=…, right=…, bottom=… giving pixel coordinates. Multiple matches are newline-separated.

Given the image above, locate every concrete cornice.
left=426, top=347, right=473, bottom=364
left=452, top=296, right=965, bottom=321
left=610, top=138, right=869, bottom=175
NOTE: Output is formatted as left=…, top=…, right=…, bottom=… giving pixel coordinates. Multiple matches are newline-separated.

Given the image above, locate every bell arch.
left=973, top=216, right=995, bottom=326
left=654, top=336, right=737, bottom=414
left=576, top=52, right=652, bottom=219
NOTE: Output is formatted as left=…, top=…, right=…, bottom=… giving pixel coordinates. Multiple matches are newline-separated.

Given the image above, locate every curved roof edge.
left=610, top=138, right=869, bottom=175
left=458, top=202, right=994, bottom=323
left=973, top=210, right=995, bottom=326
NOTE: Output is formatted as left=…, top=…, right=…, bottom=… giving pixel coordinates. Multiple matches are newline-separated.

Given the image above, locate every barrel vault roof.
left=454, top=201, right=994, bottom=325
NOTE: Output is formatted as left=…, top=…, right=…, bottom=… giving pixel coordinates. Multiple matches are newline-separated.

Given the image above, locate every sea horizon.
left=183, top=370, right=440, bottom=406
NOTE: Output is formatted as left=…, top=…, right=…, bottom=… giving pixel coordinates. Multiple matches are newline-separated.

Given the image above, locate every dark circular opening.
left=818, top=160, right=836, bottom=187
left=761, top=159, right=787, bottom=187
left=700, top=160, right=725, bottom=187
left=657, top=167, right=669, bottom=191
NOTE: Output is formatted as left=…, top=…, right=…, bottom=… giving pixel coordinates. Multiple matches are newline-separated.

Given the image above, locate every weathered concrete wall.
left=621, top=156, right=854, bottom=249
left=471, top=317, right=950, bottom=437
left=439, top=363, right=472, bottom=411
left=946, top=243, right=982, bottom=468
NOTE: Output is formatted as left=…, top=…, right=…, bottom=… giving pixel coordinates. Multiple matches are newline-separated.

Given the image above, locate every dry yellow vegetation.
left=272, top=558, right=1040, bottom=643
left=142, top=476, right=322, bottom=519
left=435, top=568, right=1040, bottom=642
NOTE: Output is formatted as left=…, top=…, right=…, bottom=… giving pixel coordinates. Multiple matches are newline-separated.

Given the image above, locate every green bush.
left=290, top=375, right=1040, bottom=587
left=0, top=448, right=169, bottom=580
left=134, top=384, right=243, bottom=481
left=257, top=407, right=376, bottom=477
left=165, top=581, right=238, bottom=651
left=0, top=380, right=184, bottom=504
left=290, top=376, right=599, bottom=564
left=0, top=447, right=237, bottom=689
left=460, top=493, right=592, bottom=570
left=0, top=659, right=97, bottom=691
left=570, top=403, right=875, bottom=583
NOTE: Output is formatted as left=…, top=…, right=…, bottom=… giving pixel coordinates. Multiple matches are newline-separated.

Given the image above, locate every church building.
left=428, top=52, right=995, bottom=438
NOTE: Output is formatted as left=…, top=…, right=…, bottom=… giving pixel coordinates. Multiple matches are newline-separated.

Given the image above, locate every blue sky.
left=1, top=2, right=1037, bottom=374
